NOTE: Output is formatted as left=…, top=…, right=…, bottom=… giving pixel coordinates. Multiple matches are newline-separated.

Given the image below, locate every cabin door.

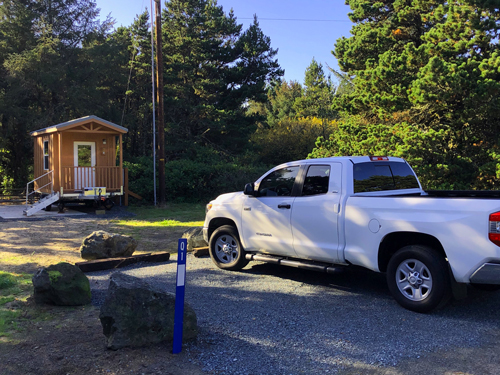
left=73, top=141, right=96, bottom=189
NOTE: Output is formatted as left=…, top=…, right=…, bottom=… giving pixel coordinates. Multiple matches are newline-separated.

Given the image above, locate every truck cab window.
left=258, top=166, right=299, bottom=197
left=301, top=165, right=330, bottom=196
left=354, top=162, right=419, bottom=193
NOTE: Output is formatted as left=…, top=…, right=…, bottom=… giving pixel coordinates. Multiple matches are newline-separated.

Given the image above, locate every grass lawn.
left=0, top=271, right=32, bottom=337
left=108, top=203, right=206, bottom=245
left=114, top=202, right=206, bottom=228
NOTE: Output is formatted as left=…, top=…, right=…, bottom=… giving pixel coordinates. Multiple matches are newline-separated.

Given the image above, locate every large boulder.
left=80, top=231, right=137, bottom=260
left=99, top=272, right=197, bottom=350
left=32, top=262, right=91, bottom=306
left=182, top=227, right=207, bottom=251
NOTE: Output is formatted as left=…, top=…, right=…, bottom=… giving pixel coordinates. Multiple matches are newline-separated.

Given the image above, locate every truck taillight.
left=370, top=156, right=389, bottom=161
left=489, top=212, right=500, bottom=247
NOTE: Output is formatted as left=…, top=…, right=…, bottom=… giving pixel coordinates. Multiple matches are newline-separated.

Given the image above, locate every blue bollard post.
left=172, top=238, right=187, bottom=354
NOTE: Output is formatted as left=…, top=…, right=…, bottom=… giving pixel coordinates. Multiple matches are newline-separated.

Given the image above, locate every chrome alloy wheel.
left=395, top=258, right=433, bottom=301
left=214, top=234, right=239, bottom=264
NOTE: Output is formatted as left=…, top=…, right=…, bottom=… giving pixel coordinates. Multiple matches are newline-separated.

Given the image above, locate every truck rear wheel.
left=387, top=245, right=451, bottom=313
left=209, top=225, right=249, bottom=271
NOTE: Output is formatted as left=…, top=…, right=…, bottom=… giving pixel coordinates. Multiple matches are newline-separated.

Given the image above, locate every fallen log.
left=75, top=252, right=171, bottom=272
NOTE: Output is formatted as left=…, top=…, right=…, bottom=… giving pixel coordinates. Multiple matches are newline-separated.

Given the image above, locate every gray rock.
left=32, top=262, right=91, bottom=306
left=80, top=230, right=137, bottom=260
left=182, top=227, right=207, bottom=251
left=99, top=272, right=197, bottom=350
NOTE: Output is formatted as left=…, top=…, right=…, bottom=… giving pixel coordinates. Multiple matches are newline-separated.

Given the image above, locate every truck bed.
left=425, top=190, right=500, bottom=198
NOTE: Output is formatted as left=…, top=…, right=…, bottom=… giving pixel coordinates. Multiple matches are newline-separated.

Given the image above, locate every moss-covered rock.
left=32, top=262, right=91, bottom=306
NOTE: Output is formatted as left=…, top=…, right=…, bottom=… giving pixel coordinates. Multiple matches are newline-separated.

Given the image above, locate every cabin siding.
left=33, top=134, right=54, bottom=192
left=31, top=116, right=126, bottom=195
left=60, top=132, right=116, bottom=168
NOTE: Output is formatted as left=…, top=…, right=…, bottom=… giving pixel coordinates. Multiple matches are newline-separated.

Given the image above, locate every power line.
left=238, top=17, right=351, bottom=22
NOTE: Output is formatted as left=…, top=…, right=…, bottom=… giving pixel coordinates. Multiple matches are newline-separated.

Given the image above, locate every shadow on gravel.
left=64, top=204, right=136, bottom=219
left=239, top=262, right=500, bottom=322
left=242, top=262, right=391, bottom=296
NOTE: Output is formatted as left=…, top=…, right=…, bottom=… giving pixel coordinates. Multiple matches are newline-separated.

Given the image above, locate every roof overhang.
left=30, top=115, right=128, bottom=136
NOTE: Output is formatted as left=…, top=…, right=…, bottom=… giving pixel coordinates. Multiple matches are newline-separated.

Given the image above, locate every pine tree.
left=0, top=0, right=112, bottom=185
left=162, top=0, right=283, bottom=158
left=265, top=80, right=303, bottom=127
left=313, top=0, right=500, bottom=189
left=294, top=58, right=337, bottom=120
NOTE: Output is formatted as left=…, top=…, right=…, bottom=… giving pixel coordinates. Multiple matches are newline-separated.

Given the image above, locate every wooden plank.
left=64, top=130, right=121, bottom=134
left=75, top=252, right=171, bottom=272
left=127, top=190, right=143, bottom=200
left=193, top=246, right=209, bottom=258
left=124, top=168, right=128, bottom=206
left=119, top=133, right=123, bottom=187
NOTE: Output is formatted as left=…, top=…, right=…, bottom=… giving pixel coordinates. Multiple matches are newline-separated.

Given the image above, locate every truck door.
left=241, top=166, right=300, bottom=256
left=291, top=163, right=342, bottom=263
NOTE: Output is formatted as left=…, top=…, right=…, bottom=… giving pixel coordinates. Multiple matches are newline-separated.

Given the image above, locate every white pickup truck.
left=203, top=156, right=500, bottom=312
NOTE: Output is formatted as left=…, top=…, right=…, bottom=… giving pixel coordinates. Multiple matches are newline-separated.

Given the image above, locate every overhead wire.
left=238, top=18, right=350, bottom=22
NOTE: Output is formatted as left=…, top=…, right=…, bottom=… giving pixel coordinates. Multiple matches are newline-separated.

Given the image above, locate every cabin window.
left=43, top=141, right=49, bottom=170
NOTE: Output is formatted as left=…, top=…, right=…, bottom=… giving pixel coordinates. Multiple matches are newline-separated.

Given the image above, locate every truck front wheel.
left=387, top=245, right=451, bottom=313
left=209, top=225, right=249, bottom=271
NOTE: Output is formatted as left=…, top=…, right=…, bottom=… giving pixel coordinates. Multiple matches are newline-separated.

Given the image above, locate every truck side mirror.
left=244, top=183, right=255, bottom=196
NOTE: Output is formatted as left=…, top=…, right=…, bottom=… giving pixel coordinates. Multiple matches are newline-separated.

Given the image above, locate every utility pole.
left=155, top=0, right=166, bottom=205
left=150, top=0, right=156, bottom=206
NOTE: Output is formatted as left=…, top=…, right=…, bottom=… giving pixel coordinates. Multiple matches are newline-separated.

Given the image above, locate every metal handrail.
left=26, top=170, right=54, bottom=207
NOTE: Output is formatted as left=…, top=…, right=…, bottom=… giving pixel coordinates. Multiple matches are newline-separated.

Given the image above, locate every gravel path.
left=88, top=254, right=500, bottom=374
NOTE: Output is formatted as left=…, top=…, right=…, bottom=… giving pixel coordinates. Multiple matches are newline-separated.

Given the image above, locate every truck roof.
left=283, top=156, right=406, bottom=165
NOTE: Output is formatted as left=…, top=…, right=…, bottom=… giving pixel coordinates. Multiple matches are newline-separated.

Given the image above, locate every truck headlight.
left=206, top=203, right=213, bottom=213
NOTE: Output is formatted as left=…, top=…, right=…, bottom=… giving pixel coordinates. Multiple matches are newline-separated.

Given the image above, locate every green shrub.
left=124, top=152, right=270, bottom=203
left=166, top=159, right=269, bottom=202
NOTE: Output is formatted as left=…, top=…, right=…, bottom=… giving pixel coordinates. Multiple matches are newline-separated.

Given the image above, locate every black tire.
left=209, top=225, right=249, bottom=271
left=386, top=245, right=451, bottom=313
left=103, top=198, right=114, bottom=211
left=43, top=204, right=52, bottom=211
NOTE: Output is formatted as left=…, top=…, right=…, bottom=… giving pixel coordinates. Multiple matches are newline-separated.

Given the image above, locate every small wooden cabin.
left=30, top=115, right=128, bottom=199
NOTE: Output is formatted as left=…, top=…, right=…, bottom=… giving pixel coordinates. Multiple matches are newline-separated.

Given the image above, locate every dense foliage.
left=1, top=0, right=499, bottom=201
left=0, top=0, right=282, bottom=199
left=0, top=0, right=117, bottom=187
left=311, top=0, right=500, bottom=189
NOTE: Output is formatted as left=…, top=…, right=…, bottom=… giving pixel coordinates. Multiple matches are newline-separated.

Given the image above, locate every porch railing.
left=26, top=170, right=54, bottom=206
left=62, top=166, right=122, bottom=191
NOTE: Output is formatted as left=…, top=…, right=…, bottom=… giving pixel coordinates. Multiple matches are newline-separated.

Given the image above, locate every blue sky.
left=95, top=0, right=354, bottom=84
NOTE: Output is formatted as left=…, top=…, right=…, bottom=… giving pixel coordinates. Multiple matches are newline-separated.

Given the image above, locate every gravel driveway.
left=88, top=254, right=500, bottom=375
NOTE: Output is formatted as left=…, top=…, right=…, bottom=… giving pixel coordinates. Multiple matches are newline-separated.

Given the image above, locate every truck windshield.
left=353, top=162, right=419, bottom=193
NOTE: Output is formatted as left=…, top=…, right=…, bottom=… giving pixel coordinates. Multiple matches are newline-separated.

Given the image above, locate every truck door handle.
left=278, top=203, right=291, bottom=209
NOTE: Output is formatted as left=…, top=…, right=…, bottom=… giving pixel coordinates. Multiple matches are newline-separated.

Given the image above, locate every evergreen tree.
left=162, top=0, right=283, bottom=158
left=114, top=11, right=155, bottom=158
left=0, top=0, right=112, bottom=185
left=313, top=0, right=500, bottom=189
left=294, top=58, right=337, bottom=120
left=265, top=80, right=303, bottom=127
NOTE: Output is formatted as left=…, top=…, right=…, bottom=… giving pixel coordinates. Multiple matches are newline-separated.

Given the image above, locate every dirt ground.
left=2, top=214, right=500, bottom=375
left=0, top=215, right=206, bottom=375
